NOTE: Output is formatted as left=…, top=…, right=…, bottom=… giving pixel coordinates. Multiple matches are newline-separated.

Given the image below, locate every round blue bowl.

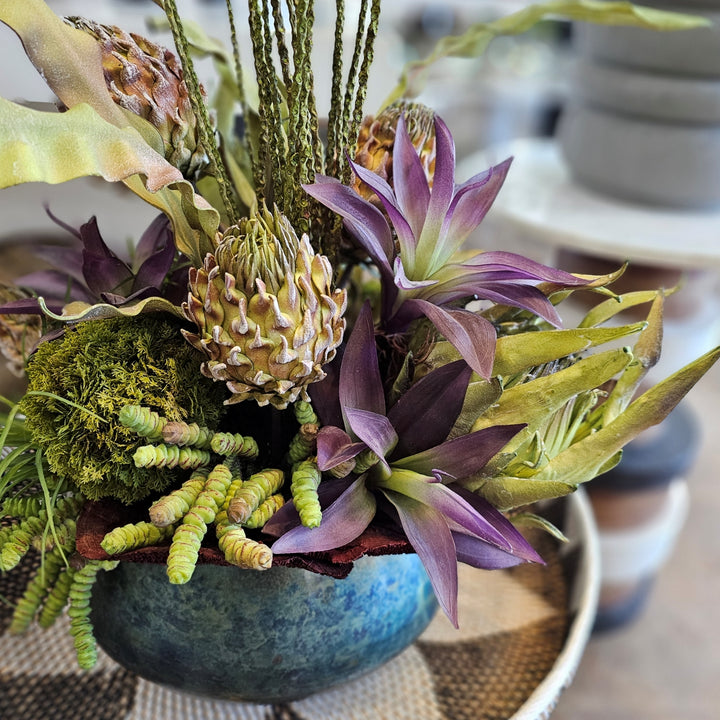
left=90, top=554, right=437, bottom=703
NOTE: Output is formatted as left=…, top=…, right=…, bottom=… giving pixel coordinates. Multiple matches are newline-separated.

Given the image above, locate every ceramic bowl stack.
left=558, top=0, right=720, bottom=209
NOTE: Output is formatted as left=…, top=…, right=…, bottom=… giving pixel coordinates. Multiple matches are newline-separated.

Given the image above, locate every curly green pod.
left=149, top=472, right=207, bottom=527
left=210, top=432, right=259, bottom=458
left=244, top=493, right=285, bottom=529
left=101, top=521, right=175, bottom=556
left=166, top=464, right=233, bottom=584
left=118, top=404, right=167, bottom=441
left=294, top=400, right=318, bottom=425
left=227, top=468, right=285, bottom=524
left=161, top=421, right=214, bottom=449
left=38, top=566, right=75, bottom=629
left=67, top=560, right=119, bottom=669
left=133, top=444, right=211, bottom=469
left=286, top=423, right=319, bottom=464
left=32, top=518, right=77, bottom=553
left=291, top=460, right=322, bottom=528
left=215, top=510, right=272, bottom=570
left=0, top=516, right=45, bottom=571
left=8, top=548, right=66, bottom=634
left=1, top=495, right=43, bottom=519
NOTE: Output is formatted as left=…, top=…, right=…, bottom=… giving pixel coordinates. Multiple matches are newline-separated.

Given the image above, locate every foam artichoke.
left=68, top=17, right=209, bottom=178
left=182, top=206, right=347, bottom=409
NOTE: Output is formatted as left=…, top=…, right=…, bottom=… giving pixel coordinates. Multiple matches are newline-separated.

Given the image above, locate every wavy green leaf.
left=0, top=0, right=162, bottom=149
left=383, top=0, right=710, bottom=107
left=38, top=296, right=184, bottom=323
left=0, top=99, right=181, bottom=193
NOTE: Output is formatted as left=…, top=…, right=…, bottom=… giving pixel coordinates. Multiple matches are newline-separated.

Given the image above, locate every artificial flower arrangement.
left=0, top=0, right=714, bottom=681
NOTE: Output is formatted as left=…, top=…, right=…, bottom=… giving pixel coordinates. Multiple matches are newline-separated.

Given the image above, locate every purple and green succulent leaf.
left=344, top=408, right=397, bottom=474
left=316, top=426, right=367, bottom=472
left=393, top=424, right=525, bottom=483
left=269, top=476, right=377, bottom=554
left=339, top=302, right=386, bottom=428
left=450, top=378, right=503, bottom=439
left=452, top=532, right=526, bottom=570
left=384, top=0, right=710, bottom=106
left=387, top=359, right=472, bottom=456
left=381, top=487, right=459, bottom=626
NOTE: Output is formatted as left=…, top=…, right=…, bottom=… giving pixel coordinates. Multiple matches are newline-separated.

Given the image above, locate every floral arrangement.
left=0, top=0, right=714, bottom=674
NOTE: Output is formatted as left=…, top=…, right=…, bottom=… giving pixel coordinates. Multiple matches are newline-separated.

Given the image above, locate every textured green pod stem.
left=286, top=422, right=319, bottom=464
left=167, top=465, right=232, bottom=584
left=0, top=516, right=45, bottom=571
left=161, top=421, right=214, bottom=449
left=32, top=518, right=76, bottom=552
left=8, top=548, right=66, bottom=634
left=244, top=493, right=285, bottom=529
left=38, top=565, right=76, bottom=629
left=133, top=444, right=211, bottom=470
left=101, top=521, right=176, bottom=556
left=67, top=560, right=119, bottom=670
left=210, top=431, right=260, bottom=458
left=227, top=468, right=284, bottom=524
left=354, top=449, right=380, bottom=474
left=149, top=472, right=207, bottom=527
left=215, top=484, right=272, bottom=569
left=293, top=400, right=318, bottom=425
left=290, top=459, right=322, bottom=528
left=2, top=495, right=43, bottom=518
left=118, top=405, right=167, bottom=441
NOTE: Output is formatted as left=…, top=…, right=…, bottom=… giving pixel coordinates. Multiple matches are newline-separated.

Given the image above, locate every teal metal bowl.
left=90, top=553, right=437, bottom=703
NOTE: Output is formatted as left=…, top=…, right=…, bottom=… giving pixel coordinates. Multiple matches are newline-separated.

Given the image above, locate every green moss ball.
left=23, top=314, right=227, bottom=503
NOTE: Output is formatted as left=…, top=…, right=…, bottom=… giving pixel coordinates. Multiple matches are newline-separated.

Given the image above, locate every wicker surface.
left=0, top=502, right=584, bottom=720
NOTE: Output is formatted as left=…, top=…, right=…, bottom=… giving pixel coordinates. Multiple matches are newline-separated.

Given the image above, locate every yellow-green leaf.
left=39, top=296, right=184, bottom=323
left=383, top=1, right=710, bottom=107
left=0, top=99, right=181, bottom=193
left=529, top=346, right=720, bottom=488
left=579, top=288, right=671, bottom=327
left=492, top=322, right=646, bottom=378
left=474, top=476, right=577, bottom=511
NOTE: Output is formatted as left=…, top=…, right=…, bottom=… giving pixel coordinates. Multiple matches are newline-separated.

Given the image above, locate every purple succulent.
left=304, top=115, right=588, bottom=378
left=0, top=211, right=187, bottom=316
left=264, top=303, right=543, bottom=625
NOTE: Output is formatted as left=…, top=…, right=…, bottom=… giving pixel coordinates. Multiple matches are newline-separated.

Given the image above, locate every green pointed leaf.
left=38, top=296, right=184, bottom=323
left=473, top=347, right=633, bottom=439
left=449, top=378, right=503, bottom=439
left=579, top=289, right=671, bottom=327
left=530, top=346, right=720, bottom=488
left=475, top=476, right=577, bottom=511
left=492, top=322, right=646, bottom=378
left=0, top=99, right=181, bottom=193
left=511, top=512, right=568, bottom=542
left=383, top=1, right=710, bottom=106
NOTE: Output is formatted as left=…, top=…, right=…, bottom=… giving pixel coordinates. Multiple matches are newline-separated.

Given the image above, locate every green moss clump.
left=22, top=314, right=227, bottom=503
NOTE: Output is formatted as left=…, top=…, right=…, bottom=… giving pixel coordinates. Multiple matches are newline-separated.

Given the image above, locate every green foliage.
left=22, top=315, right=227, bottom=503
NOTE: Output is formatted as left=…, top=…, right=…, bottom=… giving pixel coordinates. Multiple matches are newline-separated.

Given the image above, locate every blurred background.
left=1, top=1, right=719, bottom=718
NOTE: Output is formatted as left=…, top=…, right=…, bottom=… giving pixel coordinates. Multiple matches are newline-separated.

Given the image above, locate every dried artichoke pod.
left=353, top=101, right=437, bottom=202
left=183, top=206, right=347, bottom=409
left=67, top=17, right=209, bottom=178
left=0, top=284, right=42, bottom=377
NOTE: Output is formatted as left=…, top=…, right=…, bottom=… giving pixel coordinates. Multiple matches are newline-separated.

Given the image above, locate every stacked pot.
left=558, top=0, right=720, bottom=209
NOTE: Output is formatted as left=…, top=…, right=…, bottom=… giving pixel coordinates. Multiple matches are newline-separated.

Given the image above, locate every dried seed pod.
left=227, top=468, right=284, bottom=524
left=149, top=471, right=207, bottom=527
left=101, top=521, right=175, bottom=556
left=118, top=404, right=167, bottom=441
left=290, top=460, right=322, bottom=528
